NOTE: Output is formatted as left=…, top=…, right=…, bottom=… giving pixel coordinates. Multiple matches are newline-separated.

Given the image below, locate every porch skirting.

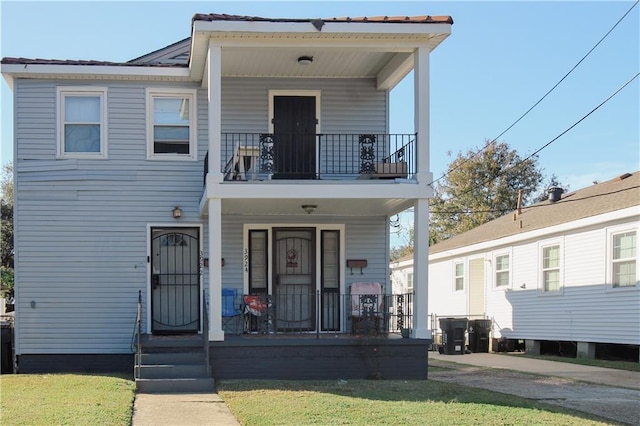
left=16, top=354, right=133, bottom=374
left=210, top=336, right=431, bottom=380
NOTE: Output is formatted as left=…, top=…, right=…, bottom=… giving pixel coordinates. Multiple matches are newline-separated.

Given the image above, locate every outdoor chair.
left=221, top=288, right=243, bottom=334
left=243, top=294, right=273, bottom=334
left=350, top=282, right=385, bottom=334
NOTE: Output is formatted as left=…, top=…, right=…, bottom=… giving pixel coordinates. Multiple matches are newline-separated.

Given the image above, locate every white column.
left=414, top=46, right=432, bottom=185
left=412, top=198, right=430, bottom=339
left=207, top=42, right=223, bottom=183
left=208, top=198, right=224, bottom=341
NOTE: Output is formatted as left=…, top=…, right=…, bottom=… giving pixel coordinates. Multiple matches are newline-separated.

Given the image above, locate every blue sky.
left=1, top=1, right=639, bottom=245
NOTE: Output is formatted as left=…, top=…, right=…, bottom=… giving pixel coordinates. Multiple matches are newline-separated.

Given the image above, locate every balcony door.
left=272, top=95, right=316, bottom=179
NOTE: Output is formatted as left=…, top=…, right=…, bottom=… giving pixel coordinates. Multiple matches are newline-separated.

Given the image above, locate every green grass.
left=505, top=353, right=640, bottom=372
left=217, top=380, right=610, bottom=426
left=0, top=374, right=135, bottom=426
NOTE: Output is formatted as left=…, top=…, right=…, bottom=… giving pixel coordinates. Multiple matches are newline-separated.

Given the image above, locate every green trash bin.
left=439, top=318, right=468, bottom=355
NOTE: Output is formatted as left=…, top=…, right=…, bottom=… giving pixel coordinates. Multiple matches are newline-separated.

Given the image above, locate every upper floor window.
left=454, top=262, right=464, bottom=291
left=612, top=231, right=637, bottom=288
left=146, top=89, right=197, bottom=160
left=57, top=87, right=107, bottom=159
left=542, top=244, right=561, bottom=292
left=495, top=254, right=510, bottom=287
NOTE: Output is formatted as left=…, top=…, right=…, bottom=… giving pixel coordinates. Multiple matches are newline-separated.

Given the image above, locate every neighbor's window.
left=612, top=231, right=636, bottom=288
left=147, top=89, right=197, bottom=160
left=454, top=262, right=464, bottom=291
left=495, top=254, right=510, bottom=287
left=407, top=272, right=414, bottom=292
left=57, top=87, right=107, bottom=158
left=542, top=245, right=561, bottom=292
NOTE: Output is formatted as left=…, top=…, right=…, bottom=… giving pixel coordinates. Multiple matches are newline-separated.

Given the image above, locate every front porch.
left=139, top=333, right=430, bottom=380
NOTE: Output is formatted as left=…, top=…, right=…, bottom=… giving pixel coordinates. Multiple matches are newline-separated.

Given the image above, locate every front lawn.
left=217, top=379, right=610, bottom=425
left=0, top=374, right=135, bottom=426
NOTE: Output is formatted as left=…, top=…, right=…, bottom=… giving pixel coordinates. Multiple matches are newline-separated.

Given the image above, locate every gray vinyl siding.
left=14, top=79, right=208, bottom=354
left=13, top=76, right=391, bottom=354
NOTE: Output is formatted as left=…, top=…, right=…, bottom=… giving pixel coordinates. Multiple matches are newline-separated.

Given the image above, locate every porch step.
left=136, top=377, right=215, bottom=393
left=135, top=350, right=214, bottom=394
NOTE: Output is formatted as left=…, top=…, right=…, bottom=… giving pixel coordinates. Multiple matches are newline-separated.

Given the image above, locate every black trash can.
left=439, top=317, right=468, bottom=355
left=468, top=319, right=491, bottom=353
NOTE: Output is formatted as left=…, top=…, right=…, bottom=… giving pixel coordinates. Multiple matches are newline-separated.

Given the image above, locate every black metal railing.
left=226, top=291, right=414, bottom=337
left=203, top=290, right=211, bottom=376
left=211, top=133, right=415, bottom=181
left=134, top=290, right=142, bottom=380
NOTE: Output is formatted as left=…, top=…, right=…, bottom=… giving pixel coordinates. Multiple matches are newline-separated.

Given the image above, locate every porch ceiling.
left=220, top=197, right=414, bottom=217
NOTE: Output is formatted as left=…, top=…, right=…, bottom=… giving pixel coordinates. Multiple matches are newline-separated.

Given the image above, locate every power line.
left=428, top=0, right=639, bottom=188
left=430, top=185, right=639, bottom=215
left=444, top=72, right=639, bottom=203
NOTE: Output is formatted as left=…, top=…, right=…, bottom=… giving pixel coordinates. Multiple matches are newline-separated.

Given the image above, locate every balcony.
left=205, top=133, right=416, bottom=183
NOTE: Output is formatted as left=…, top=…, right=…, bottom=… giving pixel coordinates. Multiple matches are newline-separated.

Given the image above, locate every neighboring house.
left=392, top=172, right=639, bottom=359
left=1, top=13, right=453, bottom=378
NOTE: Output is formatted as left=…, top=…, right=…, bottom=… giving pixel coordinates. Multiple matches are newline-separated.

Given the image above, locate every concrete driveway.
left=429, top=352, right=640, bottom=425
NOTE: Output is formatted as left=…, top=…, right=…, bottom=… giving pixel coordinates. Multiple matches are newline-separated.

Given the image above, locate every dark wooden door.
left=151, top=228, right=200, bottom=333
left=273, top=96, right=316, bottom=179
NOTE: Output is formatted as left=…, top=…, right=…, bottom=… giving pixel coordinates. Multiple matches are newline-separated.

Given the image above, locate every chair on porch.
left=222, top=288, right=243, bottom=335
left=223, top=142, right=260, bottom=180
left=243, top=294, right=273, bottom=334
left=350, top=282, right=385, bottom=335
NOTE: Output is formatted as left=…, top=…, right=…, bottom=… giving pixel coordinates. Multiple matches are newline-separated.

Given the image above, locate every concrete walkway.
left=132, top=393, right=240, bottom=426
left=429, top=351, right=640, bottom=390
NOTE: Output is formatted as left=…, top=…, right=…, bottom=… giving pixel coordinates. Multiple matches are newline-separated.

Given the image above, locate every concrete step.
left=136, top=377, right=215, bottom=394
left=140, top=351, right=205, bottom=365
left=135, top=363, right=209, bottom=380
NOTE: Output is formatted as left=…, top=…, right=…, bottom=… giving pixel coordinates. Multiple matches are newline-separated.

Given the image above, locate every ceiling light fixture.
left=302, top=204, right=317, bottom=214
left=297, top=55, right=313, bottom=65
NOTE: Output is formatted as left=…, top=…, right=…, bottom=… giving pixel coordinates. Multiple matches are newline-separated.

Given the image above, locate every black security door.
left=273, top=96, right=316, bottom=179
left=151, top=227, right=200, bottom=333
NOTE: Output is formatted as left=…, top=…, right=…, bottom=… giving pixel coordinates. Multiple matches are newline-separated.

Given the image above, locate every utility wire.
left=436, top=72, right=640, bottom=205
left=429, top=184, right=640, bottom=215
left=428, top=0, right=639, bottom=188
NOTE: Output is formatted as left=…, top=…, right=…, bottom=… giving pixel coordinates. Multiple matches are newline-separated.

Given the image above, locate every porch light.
left=301, top=204, right=317, bottom=214
left=297, top=56, right=313, bottom=65
left=172, top=206, right=182, bottom=219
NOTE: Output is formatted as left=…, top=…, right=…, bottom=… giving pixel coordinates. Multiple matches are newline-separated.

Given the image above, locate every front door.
left=273, top=96, right=316, bottom=179
left=151, top=227, right=200, bottom=333
left=273, top=228, right=315, bottom=331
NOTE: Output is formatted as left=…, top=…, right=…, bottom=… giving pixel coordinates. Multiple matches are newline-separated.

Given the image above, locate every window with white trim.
left=454, top=262, right=464, bottom=291
left=612, top=231, right=636, bottom=288
left=495, top=254, right=510, bottom=287
left=57, top=87, right=107, bottom=159
left=147, top=89, right=197, bottom=160
left=407, top=272, right=414, bottom=292
left=542, top=244, right=561, bottom=292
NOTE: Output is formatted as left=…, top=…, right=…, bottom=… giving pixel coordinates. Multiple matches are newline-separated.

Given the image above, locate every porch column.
left=412, top=198, right=430, bottom=339
left=414, top=45, right=432, bottom=185
left=208, top=198, right=224, bottom=341
left=207, top=42, right=223, bottom=183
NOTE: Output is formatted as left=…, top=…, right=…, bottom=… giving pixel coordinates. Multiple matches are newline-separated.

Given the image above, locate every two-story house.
left=2, top=13, right=453, bottom=379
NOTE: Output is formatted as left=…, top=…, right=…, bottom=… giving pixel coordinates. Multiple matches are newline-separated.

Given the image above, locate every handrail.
left=135, top=290, right=142, bottom=380
left=203, top=290, right=211, bottom=376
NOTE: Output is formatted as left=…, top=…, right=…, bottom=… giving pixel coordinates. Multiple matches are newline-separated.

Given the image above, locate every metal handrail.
left=135, top=290, right=142, bottom=380
left=203, top=290, right=211, bottom=376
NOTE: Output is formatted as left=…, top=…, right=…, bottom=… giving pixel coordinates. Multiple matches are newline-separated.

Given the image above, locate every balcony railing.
left=209, top=133, right=415, bottom=182
left=224, top=291, right=414, bottom=337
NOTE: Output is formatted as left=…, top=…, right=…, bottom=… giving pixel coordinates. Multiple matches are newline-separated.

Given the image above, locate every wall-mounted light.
left=297, top=55, right=313, bottom=65
left=172, top=206, right=182, bottom=219
left=302, top=204, right=317, bottom=214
